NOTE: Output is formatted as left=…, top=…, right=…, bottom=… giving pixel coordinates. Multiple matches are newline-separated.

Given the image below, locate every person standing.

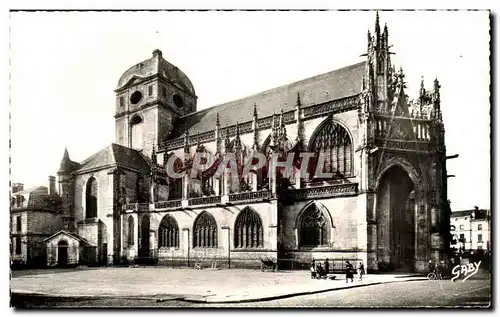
left=357, top=261, right=365, bottom=281
left=345, top=261, right=354, bottom=283
left=324, top=259, right=330, bottom=275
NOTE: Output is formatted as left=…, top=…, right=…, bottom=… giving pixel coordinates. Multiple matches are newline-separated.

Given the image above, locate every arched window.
left=234, top=207, right=264, bottom=248
left=310, top=120, right=352, bottom=178
left=299, top=204, right=329, bottom=247
left=130, top=115, right=143, bottom=150
left=85, top=177, right=98, bottom=218
left=158, top=214, right=179, bottom=248
left=127, top=216, right=135, bottom=246
left=193, top=211, right=217, bottom=248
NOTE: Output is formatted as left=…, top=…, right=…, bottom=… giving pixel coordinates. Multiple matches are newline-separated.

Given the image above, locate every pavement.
left=10, top=267, right=429, bottom=304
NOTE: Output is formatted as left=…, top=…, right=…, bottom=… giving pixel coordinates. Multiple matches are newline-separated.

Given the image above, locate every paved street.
left=11, top=266, right=491, bottom=308
left=11, top=278, right=490, bottom=308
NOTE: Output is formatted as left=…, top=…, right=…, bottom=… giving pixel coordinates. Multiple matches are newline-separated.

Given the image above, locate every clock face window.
left=130, top=91, right=143, bottom=105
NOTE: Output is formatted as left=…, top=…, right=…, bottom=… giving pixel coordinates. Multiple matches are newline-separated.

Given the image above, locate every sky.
left=9, top=10, right=490, bottom=210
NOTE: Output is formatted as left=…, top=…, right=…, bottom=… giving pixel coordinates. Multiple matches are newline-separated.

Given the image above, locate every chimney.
left=12, top=183, right=24, bottom=194
left=48, top=176, right=57, bottom=195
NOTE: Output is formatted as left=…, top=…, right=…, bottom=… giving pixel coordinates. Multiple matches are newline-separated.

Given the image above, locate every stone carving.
left=188, top=195, right=222, bottom=206
left=154, top=200, right=182, bottom=209
left=290, top=183, right=358, bottom=200
left=229, top=190, right=271, bottom=203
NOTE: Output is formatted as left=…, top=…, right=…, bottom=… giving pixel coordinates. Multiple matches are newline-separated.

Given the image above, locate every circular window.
left=130, top=91, right=143, bottom=105
left=173, top=94, right=184, bottom=107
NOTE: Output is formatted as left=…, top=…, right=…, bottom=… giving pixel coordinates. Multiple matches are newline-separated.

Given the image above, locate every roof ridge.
left=179, top=61, right=366, bottom=120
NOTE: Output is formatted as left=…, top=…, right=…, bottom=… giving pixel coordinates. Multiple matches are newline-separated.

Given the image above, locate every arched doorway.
left=57, top=240, right=69, bottom=266
left=376, top=165, right=416, bottom=272
left=139, top=215, right=150, bottom=257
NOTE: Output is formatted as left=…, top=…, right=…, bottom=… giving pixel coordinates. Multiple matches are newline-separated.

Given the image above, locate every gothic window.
left=127, top=216, right=134, bottom=246
left=130, top=115, right=143, bottom=150
left=158, top=215, right=179, bottom=248
left=193, top=211, right=217, bottom=248
left=299, top=204, right=329, bottom=247
left=234, top=207, right=264, bottom=248
left=310, top=120, right=352, bottom=178
left=85, top=177, right=98, bottom=218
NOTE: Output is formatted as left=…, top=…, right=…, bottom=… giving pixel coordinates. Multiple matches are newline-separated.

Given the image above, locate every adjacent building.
left=10, top=179, right=63, bottom=267
left=450, top=207, right=491, bottom=254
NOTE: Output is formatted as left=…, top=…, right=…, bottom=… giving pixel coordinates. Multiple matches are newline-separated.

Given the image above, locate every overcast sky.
left=9, top=10, right=490, bottom=210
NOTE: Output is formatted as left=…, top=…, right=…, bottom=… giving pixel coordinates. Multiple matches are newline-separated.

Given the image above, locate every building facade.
left=47, top=14, right=451, bottom=273
left=10, top=179, right=63, bottom=267
left=450, top=207, right=491, bottom=254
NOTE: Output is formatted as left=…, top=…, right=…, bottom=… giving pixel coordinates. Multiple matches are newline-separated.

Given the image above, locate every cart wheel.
left=427, top=272, right=436, bottom=280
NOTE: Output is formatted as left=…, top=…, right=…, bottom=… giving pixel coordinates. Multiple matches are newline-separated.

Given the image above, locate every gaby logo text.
left=451, top=261, right=481, bottom=282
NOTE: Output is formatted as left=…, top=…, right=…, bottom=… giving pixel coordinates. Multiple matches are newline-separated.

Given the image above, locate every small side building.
left=10, top=178, right=63, bottom=268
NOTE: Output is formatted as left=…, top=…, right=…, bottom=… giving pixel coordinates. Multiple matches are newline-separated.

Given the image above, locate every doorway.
left=376, top=165, right=416, bottom=272
left=57, top=240, right=68, bottom=266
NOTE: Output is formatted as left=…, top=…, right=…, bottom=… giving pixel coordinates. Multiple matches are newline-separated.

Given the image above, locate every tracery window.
left=158, top=214, right=179, bottom=248
left=193, top=212, right=217, bottom=248
left=234, top=207, right=264, bottom=248
left=299, top=204, right=329, bottom=247
left=310, top=120, right=352, bottom=177
left=85, top=177, right=98, bottom=218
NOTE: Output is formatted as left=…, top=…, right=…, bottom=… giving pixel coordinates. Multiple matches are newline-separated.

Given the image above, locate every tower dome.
left=116, top=49, right=195, bottom=96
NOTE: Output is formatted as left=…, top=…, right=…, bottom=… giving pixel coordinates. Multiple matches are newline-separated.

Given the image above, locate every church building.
left=45, top=13, right=451, bottom=273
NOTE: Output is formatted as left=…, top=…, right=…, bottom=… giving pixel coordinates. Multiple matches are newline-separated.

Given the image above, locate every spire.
left=215, top=113, right=222, bottom=153
left=183, top=126, right=190, bottom=154
left=375, top=11, right=381, bottom=44
left=296, top=92, right=303, bottom=145
left=419, top=76, right=426, bottom=97
left=271, top=112, right=278, bottom=147
left=383, top=23, right=389, bottom=46
left=433, top=78, right=442, bottom=120
left=151, top=143, right=157, bottom=166
left=252, top=103, right=259, bottom=150
left=58, top=147, right=73, bottom=174
left=224, top=125, right=231, bottom=152
left=151, top=143, right=158, bottom=178
left=234, top=122, right=242, bottom=151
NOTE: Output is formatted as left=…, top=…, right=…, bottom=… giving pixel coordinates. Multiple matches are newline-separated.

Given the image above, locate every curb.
left=179, top=278, right=426, bottom=304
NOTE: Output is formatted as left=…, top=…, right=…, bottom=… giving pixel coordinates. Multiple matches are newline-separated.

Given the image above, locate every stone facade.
left=52, top=13, right=451, bottom=273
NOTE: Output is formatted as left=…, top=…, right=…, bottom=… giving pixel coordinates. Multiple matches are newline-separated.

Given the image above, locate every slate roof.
left=43, top=230, right=96, bottom=247
left=76, top=143, right=151, bottom=174
left=451, top=209, right=490, bottom=219
left=168, top=61, right=366, bottom=140
left=116, top=49, right=195, bottom=95
left=11, top=186, right=62, bottom=210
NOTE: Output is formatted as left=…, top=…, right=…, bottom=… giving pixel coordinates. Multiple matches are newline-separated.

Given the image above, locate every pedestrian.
left=324, top=258, right=330, bottom=275
left=310, top=259, right=316, bottom=279
left=345, top=260, right=354, bottom=283
left=428, top=260, right=435, bottom=274
left=357, top=261, right=365, bottom=281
